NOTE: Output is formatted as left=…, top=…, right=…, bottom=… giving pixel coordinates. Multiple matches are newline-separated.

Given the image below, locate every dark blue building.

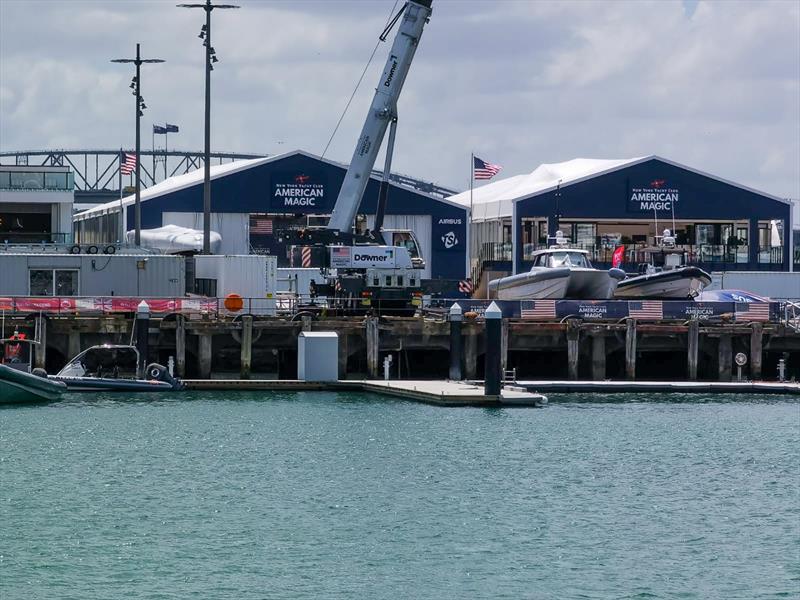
left=74, top=150, right=468, bottom=281
left=450, top=156, right=793, bottom=281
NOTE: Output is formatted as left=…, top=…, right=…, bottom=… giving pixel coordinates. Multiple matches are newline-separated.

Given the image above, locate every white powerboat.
left=126, top=225, right=221, bottom=254
left=489, top=242, right=626, bottom=300
left=614, top=231, right=711, bottom=299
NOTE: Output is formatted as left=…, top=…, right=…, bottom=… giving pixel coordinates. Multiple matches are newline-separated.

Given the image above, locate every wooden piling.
left=625, top=319, right=637, bottom=380
left=687, top=320, right=699, bottom=381
left=175, top=315, right=186, bottom=378
left=338, top=332, right=349, bottom=379
left=464, top=328, right=478, bottom=381
left=68, top=330, right=81, bottom=363
left=240, top=315, right=253, bottom=380
left=198, top=333, right=213, bottom=379
left=591, top=332, right=605, bottom=381
left=567, top=318, right=580, bottom=380
left=366, top=317, right=380, bottom=379
left=718, top=334, right=732, bottom=381
left=501, top=319, right=509, bottom=376
left=750, top=322, right=763, bottom=380
left=34, top=316, right=46, bottom=370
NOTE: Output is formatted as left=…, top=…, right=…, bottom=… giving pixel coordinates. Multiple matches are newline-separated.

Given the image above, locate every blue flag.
left=165, top=123, right=179, bottom=133
left=153, top=125, right=167, bottom=134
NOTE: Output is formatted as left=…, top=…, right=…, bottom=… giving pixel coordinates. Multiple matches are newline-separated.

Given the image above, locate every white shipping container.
left=194, top=255, right=278, bottom=315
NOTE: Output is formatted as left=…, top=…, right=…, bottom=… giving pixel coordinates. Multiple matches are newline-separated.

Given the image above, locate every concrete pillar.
left=484, top=302, right=502, bottom=396
left=567, top=319, right=580, bottom=380
left=175, top=315, right=186, bottom=378
left=135, top=301, right=150, bottom=378
left=240, top=315, right=253, bottom=380
left=591, top=333, right=605, bottom=381
left=718, top=334, right=732, bottom=382
left=338, top=331, right=349, bottom=380
left=448, top=303, right=463, bottom=381
left=464, top=326, right=478, bottom=381
left=750, top=322, right=763, bottom=380
left=625, top=318, right=637, bottom=380
left=366, top=317, right=380, bottom=379
left=34, top=316, right=46, bottom=370
left=687, top=320, right=699, bottom=381
left=198, top=333, right=213, bottom=379
left=68, top=330, right=81, bottom=362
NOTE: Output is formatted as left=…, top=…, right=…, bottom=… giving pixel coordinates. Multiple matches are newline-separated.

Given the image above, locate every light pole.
left=178, top=0, right=240, bottom=254
left=111, top=44, right=164, bottom=246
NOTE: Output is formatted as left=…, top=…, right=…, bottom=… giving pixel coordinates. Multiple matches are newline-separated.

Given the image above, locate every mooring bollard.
left=449, top=303, right=463, bottom=381
left=484, top=301, right=502, bottom=396
left=135, top=300, right=150, bottom=379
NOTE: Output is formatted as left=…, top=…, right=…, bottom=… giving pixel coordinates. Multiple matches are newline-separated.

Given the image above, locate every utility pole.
left=178, top=0, right=240, bottom=254
left=111, top=44, right=164, bottom=246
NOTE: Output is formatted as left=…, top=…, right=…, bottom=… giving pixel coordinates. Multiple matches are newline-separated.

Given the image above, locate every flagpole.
left=164, top=123, right=168, bottom=181
left=118, top=148, right=124, bottom=243
left=469, top=152, right=474, bottom=271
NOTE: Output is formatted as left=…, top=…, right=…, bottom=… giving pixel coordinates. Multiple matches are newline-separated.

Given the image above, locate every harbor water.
left=1, top=392, right=798, bottom=599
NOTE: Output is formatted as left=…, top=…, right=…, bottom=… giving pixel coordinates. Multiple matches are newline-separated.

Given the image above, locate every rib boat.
left=1, top=335, right=66, bottom=403
left=489, top=244, right=626, bottom=300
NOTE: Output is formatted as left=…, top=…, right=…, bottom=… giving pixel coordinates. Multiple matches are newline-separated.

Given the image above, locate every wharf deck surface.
left=514, top=380, right=800, bottom=394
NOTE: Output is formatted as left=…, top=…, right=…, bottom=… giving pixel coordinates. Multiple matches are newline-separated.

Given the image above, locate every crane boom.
left=326, top=0, right=432, bottom=234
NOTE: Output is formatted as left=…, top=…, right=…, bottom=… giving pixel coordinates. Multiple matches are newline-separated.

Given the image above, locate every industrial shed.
left=449, top=155, right=794, bottom=282
left=73, top=150, right=468, bottom=281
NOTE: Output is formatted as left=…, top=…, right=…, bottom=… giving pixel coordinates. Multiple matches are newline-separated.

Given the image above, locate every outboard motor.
left=145, top=363, right=185, bottom=390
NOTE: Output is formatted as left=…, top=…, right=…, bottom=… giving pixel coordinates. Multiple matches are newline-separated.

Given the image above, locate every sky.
left=0, top=0, right=798, bottom=199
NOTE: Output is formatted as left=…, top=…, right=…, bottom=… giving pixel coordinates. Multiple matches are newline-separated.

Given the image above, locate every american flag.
left=250, top=217, right=273, bottom=235
left=734, top=302, right=771, bottom=322
left=473, top=156, right=502, bottom=180
left=120, top=153, right=137, bottom=175
left=520, top=299, right=556, bottom=319
left=628, top=300, right=663, bottom=320
left=458, top=279, right=474, bottom=295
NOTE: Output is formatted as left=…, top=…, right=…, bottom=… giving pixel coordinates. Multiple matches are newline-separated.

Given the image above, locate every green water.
left=1, top=392, right=798, bottom=599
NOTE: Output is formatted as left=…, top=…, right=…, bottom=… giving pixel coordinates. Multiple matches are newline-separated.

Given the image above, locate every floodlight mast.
left=177, top=0, right=240, bottom=254
left=111, top=44, right=164, bottom=247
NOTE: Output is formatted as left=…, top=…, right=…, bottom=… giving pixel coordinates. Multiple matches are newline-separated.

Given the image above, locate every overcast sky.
left=0, top=0, right=798, bottom=198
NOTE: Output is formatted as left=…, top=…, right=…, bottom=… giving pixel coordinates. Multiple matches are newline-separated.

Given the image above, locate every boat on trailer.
left=0, top=335, right=66, bottom=403
left=614, top=230, right=711, bottom=299
left=489, top=234, right=626, bottom=300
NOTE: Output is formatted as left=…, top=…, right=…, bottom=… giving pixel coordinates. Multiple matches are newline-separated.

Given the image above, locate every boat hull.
left=50, top=376, right=179, bottom=392
left=0, top=364, right=66, bottom=404
left=489, top=267, right=624, bottom=300
left=614, top=267, right=712, bottom=299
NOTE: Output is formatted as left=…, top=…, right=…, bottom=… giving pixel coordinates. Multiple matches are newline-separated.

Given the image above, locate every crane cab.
left=384, top=229, right=425, bottom=270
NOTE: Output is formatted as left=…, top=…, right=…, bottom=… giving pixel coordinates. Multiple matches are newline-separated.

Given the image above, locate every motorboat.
left=614, top=230, right=711, bottom=299
left=52, top=344, right=184, bottom=392
left=0, top=334, right=66, bottom=403
left=126, top=224, right=222, bottom=255
left=489, top=235, right=626, bottom=300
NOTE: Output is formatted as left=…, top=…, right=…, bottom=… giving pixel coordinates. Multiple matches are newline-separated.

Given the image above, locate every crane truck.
left=291, top=0, right=433, bottom=314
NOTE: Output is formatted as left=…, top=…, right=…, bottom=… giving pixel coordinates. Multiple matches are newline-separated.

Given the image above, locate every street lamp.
left=178, top=0, right=240, bottom=254
left=111, top=44, right=164, bottom=247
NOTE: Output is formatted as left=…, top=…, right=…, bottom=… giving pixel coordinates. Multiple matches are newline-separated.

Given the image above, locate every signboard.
left=330, top=245, right=397, bottom=269
left=628, top=178, right=679, bottom=213
left=270, top=172, right=331, bottom=213
left=432, top=215, right=466, bottom=252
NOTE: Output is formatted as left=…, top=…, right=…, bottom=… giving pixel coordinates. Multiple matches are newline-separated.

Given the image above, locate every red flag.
left=612, top=246, right=625, bottom=268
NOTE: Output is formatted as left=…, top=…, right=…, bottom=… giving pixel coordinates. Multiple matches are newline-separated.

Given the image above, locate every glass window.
left=10, top=171, right=43, bottom=189
left=0, top=172, right=9, bottom=188
left=29, top=270, right=54, bottom=296
left=44, top=172, right=67, bottom=190
left=55, top=270, right=79, bottom=296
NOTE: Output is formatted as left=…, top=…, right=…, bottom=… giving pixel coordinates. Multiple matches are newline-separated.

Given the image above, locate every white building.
left=0, top=165, right=74, bottom=244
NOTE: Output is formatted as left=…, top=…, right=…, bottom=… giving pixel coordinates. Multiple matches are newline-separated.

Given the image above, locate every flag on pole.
left=120, top=153, right=137, bottom=175
left=165, top=123, right=179, bottom=133
left=153, top=125, right=168, bottom=134
left=473, top=156, right=502, bottom=180
left=612, top=246, right=625, bottom=268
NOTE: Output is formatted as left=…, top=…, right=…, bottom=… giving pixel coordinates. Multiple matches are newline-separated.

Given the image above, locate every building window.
left=29, top=269, right=79, bottom=296
left=194, top=278, right=217, bottom=297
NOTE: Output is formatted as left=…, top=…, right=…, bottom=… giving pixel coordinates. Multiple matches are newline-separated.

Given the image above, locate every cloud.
left=0, top=0, right=798, bottom=199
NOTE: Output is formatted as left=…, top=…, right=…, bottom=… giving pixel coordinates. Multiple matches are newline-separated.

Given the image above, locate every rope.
left=320, top=0, right=400, bottom=159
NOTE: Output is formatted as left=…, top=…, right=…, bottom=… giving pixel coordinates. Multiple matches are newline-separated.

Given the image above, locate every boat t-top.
left=489, top=232, right=626, bottom=300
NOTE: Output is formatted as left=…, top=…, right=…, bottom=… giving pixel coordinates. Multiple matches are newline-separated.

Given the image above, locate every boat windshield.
left=58, top=346, right=139, bottom=379
left=547, top=252, right=591, bottom=268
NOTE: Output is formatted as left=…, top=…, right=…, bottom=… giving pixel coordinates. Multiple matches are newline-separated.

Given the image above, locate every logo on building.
left=441, top=231, right=459, bottom=249
left=273, top=174, right=325, bottom=208
left=629, top=179, right=679, bottom=212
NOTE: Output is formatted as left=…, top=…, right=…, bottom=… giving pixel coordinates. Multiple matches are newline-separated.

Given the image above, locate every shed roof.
left=448, top=155, right=789, bottom=222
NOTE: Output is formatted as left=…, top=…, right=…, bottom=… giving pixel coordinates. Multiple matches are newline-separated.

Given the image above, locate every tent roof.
left=448, top=155, right=789, bottom=222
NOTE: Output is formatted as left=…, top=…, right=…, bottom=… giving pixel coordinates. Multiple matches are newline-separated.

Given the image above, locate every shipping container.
left=193, top=255, right=277, bottom=315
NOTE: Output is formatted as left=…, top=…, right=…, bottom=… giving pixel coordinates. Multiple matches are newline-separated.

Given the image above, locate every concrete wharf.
left=3, top=312, right=799, bottom=384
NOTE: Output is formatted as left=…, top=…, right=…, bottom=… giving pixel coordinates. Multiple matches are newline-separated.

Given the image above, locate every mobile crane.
left=292, top=0, right=433, bottom=313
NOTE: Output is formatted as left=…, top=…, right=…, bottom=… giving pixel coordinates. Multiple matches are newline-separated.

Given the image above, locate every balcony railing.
left=0, top=232, right=72, bottom=244
left=0, top=171, right=74, bottom=191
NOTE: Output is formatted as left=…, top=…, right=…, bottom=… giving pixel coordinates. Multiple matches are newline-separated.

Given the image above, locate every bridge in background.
left=0, top=149, right=458, bottom=205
